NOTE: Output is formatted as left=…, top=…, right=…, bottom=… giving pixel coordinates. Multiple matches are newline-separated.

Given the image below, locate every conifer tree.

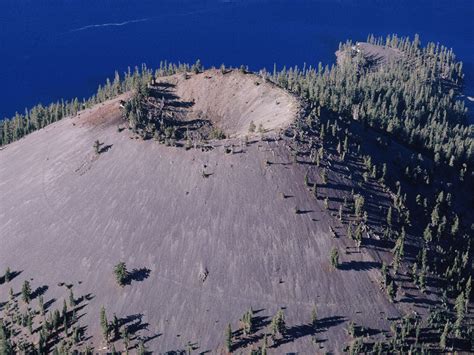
left=21, top=280, right=32, bottom=304
left=114, top=262, right=128, bottom=286
left=454, top=291, right=465, bottom=337
left=100, top=306, right=109, bottom=343
left=4, top=267, right=11, bottom=283
left=225, top=323, right=232, bottom=352
left=330, top=247, right=339, bottom=269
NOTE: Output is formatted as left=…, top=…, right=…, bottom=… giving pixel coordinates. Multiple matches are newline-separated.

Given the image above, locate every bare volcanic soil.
left=1, top=71, right=401, bottom=353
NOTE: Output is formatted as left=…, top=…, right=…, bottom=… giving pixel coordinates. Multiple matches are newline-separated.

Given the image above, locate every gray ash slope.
left=1, top=71, right=405, bottom=353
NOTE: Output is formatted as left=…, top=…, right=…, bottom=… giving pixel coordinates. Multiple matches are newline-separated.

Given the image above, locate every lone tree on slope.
left=114, top=262, right=129, bottom=286
left=330, top=247, right=339, bottom=269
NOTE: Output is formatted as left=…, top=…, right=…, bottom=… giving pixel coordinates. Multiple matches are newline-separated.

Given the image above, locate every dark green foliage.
left=225, top=323, right=232, bottom=352
left=4, top=267, right=11, bottom=283
left=69, top=289, right=75, bottom=308
left=270, top=309, right=286, bottom=339
left=248, top=121, right=256, bottom=133
left=93, top=140, right=101, bottom=154
left=0, top=63, right=191, bottom=147
left=114, top=262, right=128, bottom=287
left=100, top=306, right=109, bottom=343
left=330, top=247, right=339, bottom=269
left=270, top=34, right=473, bottom=165
left=21, top=280, right=31, bottom=304
left=241, top=309, right=254, bottom=336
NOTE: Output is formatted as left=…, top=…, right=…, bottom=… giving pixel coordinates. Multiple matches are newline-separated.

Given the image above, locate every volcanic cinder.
left=0, top=70, right=400, bottom=353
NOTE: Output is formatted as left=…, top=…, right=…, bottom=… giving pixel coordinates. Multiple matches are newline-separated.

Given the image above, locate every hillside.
left=0, top=70, right=408, bottom=353
left=1, top=42, right=472, bottom=354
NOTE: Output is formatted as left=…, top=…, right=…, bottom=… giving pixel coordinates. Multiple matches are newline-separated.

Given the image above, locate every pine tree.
left=311, top=304, right=317, bottom=329
left=439, top=321, right=449, bottom=350
left=4, top=267, right=11, bottom=283
left=330, top=247, right=339, bottom=269
left=38, top=295, right=45, bottom=315
left=138, top=340, right=147, bottom=355
left=270, top=309, right=286, bottom=339
left=312, top=182, right=318, bottom=198
left=100, top=306, right=109, bottom=343
left=248, top=121, right=256, bottom=133
left=93, top=140, right=101, bottom=154
left=324, top=197, right=329, bottom=209
left=69, top=289, right=75, bottom=308
left=21, top=280, right=32, bottom=303
left=354, top=194, right=365, bottom=218
left=121, top=326, right=130, bottom=351
left=225, top=323, right=232, bottom=352
left=454, top=291, right=465, bottom=337
left=386, top=206, right=393, bottom=226
left=114, top=262, right=128, bottom=286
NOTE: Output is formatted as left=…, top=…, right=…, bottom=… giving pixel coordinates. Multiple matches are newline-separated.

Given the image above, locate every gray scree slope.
left=0, top=73, right=399, bottom=353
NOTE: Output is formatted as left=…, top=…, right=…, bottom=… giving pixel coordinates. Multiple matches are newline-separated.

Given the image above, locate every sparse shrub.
left=210, top=127, right=226, bottom=140
left=248, top=121, right=256, bottom=133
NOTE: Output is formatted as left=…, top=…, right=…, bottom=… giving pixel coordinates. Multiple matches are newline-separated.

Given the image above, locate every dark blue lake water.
left=1, top=0, right=473, bottom=119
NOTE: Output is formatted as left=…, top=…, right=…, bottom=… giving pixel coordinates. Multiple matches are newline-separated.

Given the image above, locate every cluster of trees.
left=0, top=278, right=86, bottom=353
left=224, top=308, right=286, bottom=353
left=275, top=34, right=473, bottom=353
left=0, top=61, right=196, bottom=147
left=268, top=34, right=473, bottom=166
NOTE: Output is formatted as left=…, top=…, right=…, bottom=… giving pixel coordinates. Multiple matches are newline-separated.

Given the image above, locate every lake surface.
left=1, top=0, right=473, bottom=119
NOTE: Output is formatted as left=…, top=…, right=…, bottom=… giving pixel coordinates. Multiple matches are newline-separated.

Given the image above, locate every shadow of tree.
left=99, top=144, right=113, bottom=154
left=0, top=270, right=22, bottom=284
left=126, top=268, right=151, bottom=284
left=31, top=285, right=49, bottom=300
left=339, top=260, right=381, bottom=271
left=272, top=315, right=346, bottom=347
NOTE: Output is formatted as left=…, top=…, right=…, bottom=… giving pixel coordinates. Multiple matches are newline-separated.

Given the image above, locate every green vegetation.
left=114, top=262, right=128, bottom=287
left=330, top=247, right=339, bottom=269
left=21, top=280, right=31, bottom=304
left=225, top=323, right=232, bottom=352
left=270, top=34, right=472, bottom=165
left=270, top=309, right=286, bottom=340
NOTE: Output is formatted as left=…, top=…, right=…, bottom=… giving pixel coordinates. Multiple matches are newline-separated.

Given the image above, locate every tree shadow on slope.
left=338, top=260, right=381, bottom=271
left=232, top=314, right=271, bottom=349
left=31, top=285, right=49, bottom=300
left=0, top=269, right=22, bottom=284
left=272, top=315, right=346, bottom=348
left=126, top=268, right=151, bottom=284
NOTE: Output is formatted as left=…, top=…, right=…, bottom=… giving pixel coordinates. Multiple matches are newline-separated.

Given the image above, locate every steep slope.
left=0, top=72, right=401, bottom=353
